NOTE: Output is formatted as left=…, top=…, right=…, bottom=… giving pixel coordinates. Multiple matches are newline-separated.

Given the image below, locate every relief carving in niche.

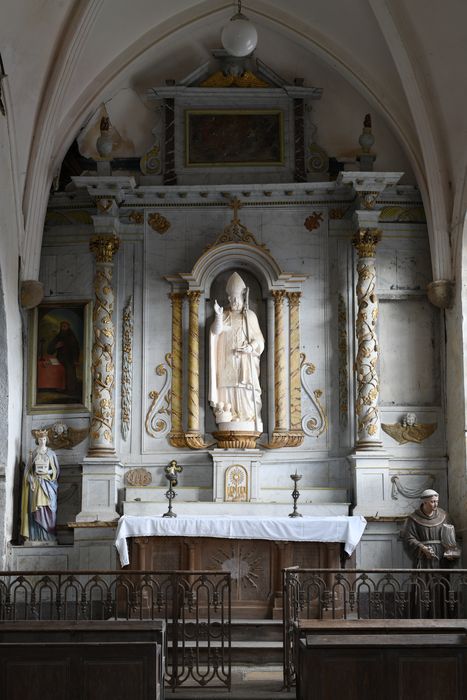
left=382, top=413, right=437, bottom=444
left=31, top=422, right=89, bottom=450
left=125, top=467, right=152, bottom=487
left=224, top=464, right=248, bottom=502
left=211, top=543, right=263, bottom=589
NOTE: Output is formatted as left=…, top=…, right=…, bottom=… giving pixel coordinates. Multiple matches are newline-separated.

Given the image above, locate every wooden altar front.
left=129, top=536, right=342, bottom=619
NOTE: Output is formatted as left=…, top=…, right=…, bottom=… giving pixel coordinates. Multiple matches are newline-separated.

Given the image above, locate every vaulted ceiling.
left=1, top=0, right=466, bottom=281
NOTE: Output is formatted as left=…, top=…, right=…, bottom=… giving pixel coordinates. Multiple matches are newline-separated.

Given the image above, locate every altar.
left=115, top=515, right=366, bottom=619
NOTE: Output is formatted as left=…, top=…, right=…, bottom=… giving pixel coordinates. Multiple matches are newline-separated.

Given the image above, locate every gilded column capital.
left=287, top=291, right=302, bottom=307
left=271, top=289, right=287, bottom=302
left=186, top=290, right=202, bottom=305
left=90, top=234, right=120, bottom=263
left=353, top=228, right=381, bottom=258
left=169, top=292, right=185, bottom=303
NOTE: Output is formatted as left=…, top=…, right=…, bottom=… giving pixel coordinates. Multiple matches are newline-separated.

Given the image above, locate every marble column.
left=186, top=290, right=201, bottom=433
left=88, top=234, right=120, bottom=456
left=77, top=230, right=123, bottom=523
left=168, top=292, right=185, bottom=448
left=287, top=292, right=304, bottom=446
left=185, top=290, right=208, bottom=449
left=353, top=227, right=382, bottom=448
left=267, top=290, right=289, bottom=448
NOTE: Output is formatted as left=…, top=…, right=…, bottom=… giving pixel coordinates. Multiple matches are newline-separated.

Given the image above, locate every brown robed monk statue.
left=401, top=489, right=461, bottom=568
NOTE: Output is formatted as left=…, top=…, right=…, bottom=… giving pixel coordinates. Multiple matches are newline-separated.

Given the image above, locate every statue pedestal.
left=210, top=448, right=263, bottom=502
left=76, top=457, right=123, bottom=522
left=348, top=449, right=393, bottom=517
left=213, top=422, right=261, bottom=449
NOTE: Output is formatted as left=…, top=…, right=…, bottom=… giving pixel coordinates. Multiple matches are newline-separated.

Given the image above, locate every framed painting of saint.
left=185, top=109, right=284, bottom=167
left=27, top=300, right=92, bottom=413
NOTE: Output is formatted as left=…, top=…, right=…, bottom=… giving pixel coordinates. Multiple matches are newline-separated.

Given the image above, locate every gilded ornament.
left=382, top=413, right=437, bottom=445
left=140, top=142, right=161, bottom=175
left=148, top=212, right=171, bottom=234
left=31, top=422, right=89, bottom=450
left=338, top=294, right=348, bottom=425
left=213, top=430, right=260, bottom=449
left=200, top=70, right=269, bottom=88
left=96, top=198, right=114, bottom=214
left=145, top=355, right=172, bottom=438
left=205, top=197, right=269, bottom=251
left=354, top=247, right=381, bottom=445
left=129, top=211, right=144, bottom=224
left=304, top=212, right=324, bottom=231
left=225, top=465, right=248, bottom=502
left=307, top=142, right=329, bottom=174
left=329, top=208, right=346, bottom=220
left=121, top=297, right=133, bottom=441
left=353, top=228, right=381, bottom=258
left=300, top=353, right=327, bottom=438
left=361, top=191, right=380, bottom=210
left=126, top=467, right=152, bottom=487
left=90, top=235, right=120, bottom=263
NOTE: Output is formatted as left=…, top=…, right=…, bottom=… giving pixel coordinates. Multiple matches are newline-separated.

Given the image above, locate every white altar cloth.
left=115, top=514, right=367, bottom=566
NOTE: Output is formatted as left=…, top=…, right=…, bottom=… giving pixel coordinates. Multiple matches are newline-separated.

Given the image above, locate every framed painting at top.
left=185, top=109, right=284, bottom=167
left=27, top=300, right=92, bottom=413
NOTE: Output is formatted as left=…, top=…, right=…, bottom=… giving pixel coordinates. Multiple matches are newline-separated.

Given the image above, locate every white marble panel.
left=379, top=298, right=440, bottom=406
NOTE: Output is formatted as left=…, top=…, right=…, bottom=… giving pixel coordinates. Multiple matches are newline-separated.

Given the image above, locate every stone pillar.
left=168, top=292, right=185, bottom=448
left=88, top=234, right=120, bottom=456
left=288, top=292, right=304, bottom=445
left=353, top=227, right=382, bottom=449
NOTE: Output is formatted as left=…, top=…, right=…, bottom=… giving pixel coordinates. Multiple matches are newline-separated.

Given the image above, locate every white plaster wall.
left=0, top=89, right=25, bottom=568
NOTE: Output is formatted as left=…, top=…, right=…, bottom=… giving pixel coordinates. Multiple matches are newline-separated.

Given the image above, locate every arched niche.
left=165, top=238, right=307, bottom=450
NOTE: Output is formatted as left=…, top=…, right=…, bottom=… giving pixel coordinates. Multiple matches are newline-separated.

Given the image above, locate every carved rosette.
left=148, top=212, right=170, bottom=234
left=168, top=293, right=184, bottom=447
left=353, top=228, right=382, bottom=447
left=121, top=296, right=133, bottom=441
left=88, top=235, right=120, bottom=455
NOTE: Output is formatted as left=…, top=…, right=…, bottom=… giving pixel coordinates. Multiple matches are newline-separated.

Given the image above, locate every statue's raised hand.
left=214, top=300, right=223, bottom=316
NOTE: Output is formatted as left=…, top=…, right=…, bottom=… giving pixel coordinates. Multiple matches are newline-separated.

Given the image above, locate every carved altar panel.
left=129, top=536, right=341, bottom=619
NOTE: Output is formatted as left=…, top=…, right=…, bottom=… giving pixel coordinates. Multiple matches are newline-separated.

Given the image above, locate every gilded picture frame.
left=185, top=109, right=284, bottom=167
left=27, top=300, right=92, bottom=413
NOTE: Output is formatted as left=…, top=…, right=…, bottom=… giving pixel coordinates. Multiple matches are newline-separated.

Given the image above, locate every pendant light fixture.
left=221, top=1, right=258, bottom=57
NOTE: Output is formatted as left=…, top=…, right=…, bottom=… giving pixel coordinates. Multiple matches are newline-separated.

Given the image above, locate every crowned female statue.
left=209, top=272, right=264, bottom=432
left=21, top=430, right=60, bottom=543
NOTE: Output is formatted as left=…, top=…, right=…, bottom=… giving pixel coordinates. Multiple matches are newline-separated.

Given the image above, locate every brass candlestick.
left=289, top=470, right=303, bottom=518
left=162, top=460, right=183, bottom=518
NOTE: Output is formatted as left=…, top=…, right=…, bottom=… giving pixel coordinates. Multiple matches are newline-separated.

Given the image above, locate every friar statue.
left=209, top=272, right=265, bottom=431
left=401, top=489, right=460, bottom=568
left=20, top=430, right=60, bottom=543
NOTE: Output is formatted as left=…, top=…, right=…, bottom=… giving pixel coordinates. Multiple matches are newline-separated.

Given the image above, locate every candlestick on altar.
left=162, top=460, right=183, bottom=518
left=288, top=470, right=303, bottom=518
